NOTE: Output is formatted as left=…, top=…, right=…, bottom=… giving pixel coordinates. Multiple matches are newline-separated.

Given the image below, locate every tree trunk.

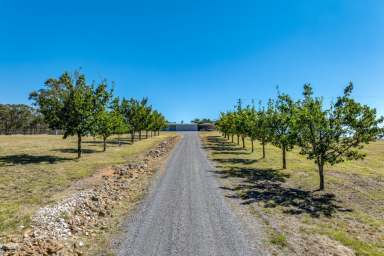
left=237, top=135, right=240, bottom=145
left=103, top=137, right=106, bottom=151
left=251, top=140, right=254, bottom=152
left=146, top=130, right=148, bottom=139
left=318, top=160, right=325, bottom=190
left=262, top=139, right=266, bottom=158
left=242, top=136, right=245, bottom=148
left=282, top=144, right=286, bottom=169
left=131, top=131, right=135, bottom=144
left=231, top=134, right=234, bottom=143
left=77, top=133, right=82, bottom=158
left=139, top=131, right=142, bottom=140
left=118, top=134, right=121, bottom=147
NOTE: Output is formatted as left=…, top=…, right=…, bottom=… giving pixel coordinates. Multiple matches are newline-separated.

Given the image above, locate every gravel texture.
left=118, top=132, right=267, bottom=256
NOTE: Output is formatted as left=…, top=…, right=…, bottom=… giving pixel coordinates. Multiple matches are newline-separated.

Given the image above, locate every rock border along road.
left=118, top=132, right=265, bottom=256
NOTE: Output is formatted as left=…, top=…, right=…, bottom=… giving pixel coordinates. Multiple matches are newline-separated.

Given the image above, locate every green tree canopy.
left=30, top=71, right=111, bottom=158
left=243, top=105, right=258, bottom=152
left=296, top=83, right=383, bottom=190
left=267, top=95, right=298, bottom=169
left=191, top=118, right=214, bottom=124
left=255, top=105, right=272, bottom=158
left=0, top=104, right=47, bottom=134
left=234, top=100, right=248, bottom=147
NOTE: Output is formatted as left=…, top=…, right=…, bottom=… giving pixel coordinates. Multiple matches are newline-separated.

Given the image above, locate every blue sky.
left=0, top=0, right=383, bottom=122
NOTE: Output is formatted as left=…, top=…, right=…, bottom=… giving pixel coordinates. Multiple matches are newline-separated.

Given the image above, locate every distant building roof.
left=166, top=123, right=198, bottom=131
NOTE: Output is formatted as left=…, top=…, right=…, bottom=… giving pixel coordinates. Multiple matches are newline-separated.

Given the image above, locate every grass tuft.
left=270, top=233, right=288, bottom=247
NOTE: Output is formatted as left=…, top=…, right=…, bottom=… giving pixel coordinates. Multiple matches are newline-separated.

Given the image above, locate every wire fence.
left=0, top=129, right=63, bottom=135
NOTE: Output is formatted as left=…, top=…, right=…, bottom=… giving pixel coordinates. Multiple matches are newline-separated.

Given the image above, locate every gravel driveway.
left=117, top=132, right=266, bottom=256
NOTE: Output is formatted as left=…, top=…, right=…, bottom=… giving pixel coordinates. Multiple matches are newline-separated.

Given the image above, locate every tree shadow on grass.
left=211, top=151, right=250, bottom=155
left=0, top=154, right=73, bottom=166
left=202, top=144, right=246, bottom=152
left=51, top=148, right=100, bottom=154
left=202, top=136, right=249, bottom=154
left=213, top=166, right=350, bottom=218
left=212, top=158, right=259, bottom=165
left=205, top=135, right=351, bottom=217
left=82, top=137, right=133, bottom=146
left=212, top=166, right=288, bottom=182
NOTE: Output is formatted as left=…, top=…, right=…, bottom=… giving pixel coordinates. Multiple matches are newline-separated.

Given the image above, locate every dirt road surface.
left=118, top=132, right=267, bottom=256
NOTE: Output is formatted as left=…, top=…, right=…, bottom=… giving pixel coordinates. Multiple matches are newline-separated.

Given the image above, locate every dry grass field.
left=0, top=133, right=173, bottom=237
left=201, top=132, right=384, bottom=256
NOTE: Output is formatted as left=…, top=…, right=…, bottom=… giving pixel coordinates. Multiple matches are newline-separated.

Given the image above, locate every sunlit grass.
left=200, top=131, right=384, bottom=256
left=0, top=133, right=174, bottom=236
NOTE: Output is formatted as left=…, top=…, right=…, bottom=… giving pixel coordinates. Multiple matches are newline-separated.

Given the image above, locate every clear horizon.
left=1, top=0, right=383, bottom=122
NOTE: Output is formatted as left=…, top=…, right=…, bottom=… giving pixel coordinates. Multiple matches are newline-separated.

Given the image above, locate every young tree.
left=30, top=71, right=111, bottom=158
left=296, top=83, right=383, bottom=190
left=216, top=111, right=235, bottom=142
left=216, top=112, right=231, bottom=139
left=93, top=99, right=127, bottom=152
left=113, top=113, right=129, bottom=146
left=93, top=111, right=114, bottom=151
left=268, top=95, right=298, bottom=169
left=243, top=105, right=258, bottom=152
left=121, top=97, right=151, bottom=143
left=234, top=100, right=248, bottom=148
left=111, top=97, right=129, bottom=146
left=151, top=110, right=167, bottom=135
left=142, top=103, right=153, bottom=139
left=255, top=105, right=271, bottom=158
left=227, top=111, right=237, bottom=142
left=121, top=98, right=138, bottom=143
left=148, top=111, right=160, bottom=137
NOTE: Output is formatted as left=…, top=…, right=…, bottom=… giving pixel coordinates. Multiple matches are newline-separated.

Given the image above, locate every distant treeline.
left=191, top=118, right=215, bottom=124
left=0, top=104, right=49, bottom=134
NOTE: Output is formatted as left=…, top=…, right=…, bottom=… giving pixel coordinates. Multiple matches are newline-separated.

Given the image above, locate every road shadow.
left=0, top=154, right=73, bottom=166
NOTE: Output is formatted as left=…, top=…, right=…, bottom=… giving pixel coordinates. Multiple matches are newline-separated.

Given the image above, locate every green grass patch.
left=270, top=233, right=288, bottom=247
left=321, top=229, right=384, bottom=256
